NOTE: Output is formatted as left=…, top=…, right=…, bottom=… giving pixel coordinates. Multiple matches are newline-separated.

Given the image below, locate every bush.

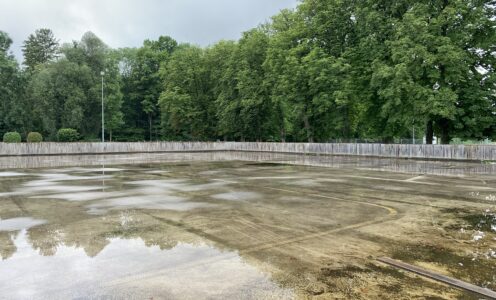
left=57, top=128, right=79, bottom=142
left=27, top=132, right=43, bottom=143
left=3, top=132, right=21, bottom=143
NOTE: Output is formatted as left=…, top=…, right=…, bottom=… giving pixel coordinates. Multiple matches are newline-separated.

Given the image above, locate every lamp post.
left=101, top=71, right=105, bottom=143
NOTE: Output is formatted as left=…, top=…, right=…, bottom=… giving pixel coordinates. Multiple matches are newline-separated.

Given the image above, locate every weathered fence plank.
left=0, top=142, right=494, bottom=161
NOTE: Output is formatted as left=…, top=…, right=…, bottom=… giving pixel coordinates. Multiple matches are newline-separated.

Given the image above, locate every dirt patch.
left=391, top=242, right=496, bottom=290
left=443, top=208, right=496, bottom=232
left=313, top=262, right=471, bottom=299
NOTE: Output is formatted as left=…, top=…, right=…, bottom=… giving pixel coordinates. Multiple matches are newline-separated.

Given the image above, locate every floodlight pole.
left=101, top=71, right=105, bottom=143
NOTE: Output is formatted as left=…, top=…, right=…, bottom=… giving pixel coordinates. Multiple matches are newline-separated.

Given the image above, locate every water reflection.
left=0, top=230, right=293, bottom=300
left=1, top=169, right=220, bottom=214
left=0, top=151, right=494, bottom=176
left=0, top=217, right=46, bottom=231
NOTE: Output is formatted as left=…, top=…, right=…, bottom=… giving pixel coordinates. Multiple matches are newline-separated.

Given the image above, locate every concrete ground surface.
left=0, top=154, right=494, bottom=299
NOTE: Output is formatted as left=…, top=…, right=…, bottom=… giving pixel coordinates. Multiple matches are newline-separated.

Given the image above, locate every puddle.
left=73, top=168, right=124, bottom=173
left=34, top=191, right=122, bottom=202
left=88, top=195, right=211, bottom=213
left=0, top=231, right=293, bottom=299
left=0, top=172, right=28, bottom=177
left=128, top=179, right=227, bottom=192
left=24, top=185, right=103, bottom=193
left=212, top=191, right=261, bottom=201
left=144, top=170, right=171, bottom=174
left=291, top=179, right=321, bottom=187
left=0, top=218, right=47, bottom=231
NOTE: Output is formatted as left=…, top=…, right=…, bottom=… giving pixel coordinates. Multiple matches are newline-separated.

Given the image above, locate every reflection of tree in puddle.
left=0, top=231, right=17, bottom=260
left=0, top=228, right=294, bottom=299
left=20, top=209, right=205, bottom=258
left=0, top=206, right=294, bottom=299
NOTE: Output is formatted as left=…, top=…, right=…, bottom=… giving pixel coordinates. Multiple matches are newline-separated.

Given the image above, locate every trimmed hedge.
left=27, top=132, right=43, bottom=143
left=3, top=132, right=21, bottom=143
left=57, top=128, right=79, bottom=142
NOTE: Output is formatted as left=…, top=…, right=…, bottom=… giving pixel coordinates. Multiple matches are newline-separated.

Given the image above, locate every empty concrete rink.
left=0, top=153, right=494, bottom=299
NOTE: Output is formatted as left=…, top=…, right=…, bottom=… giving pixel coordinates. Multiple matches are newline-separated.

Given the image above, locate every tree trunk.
left=109, top=130, right=112, bottom=142
left=439, top=118, right=451, bottom=145
left=426, top=120, right=434, bottom=144
left=280, top=128, right=286, bottom=143
left=148, top=115, right=152, bottom=141
left=303, top=115, right=314, bottom=143
left=343, top=106, right=350, bottom=138
left=384, top=136, right=394, bottom=144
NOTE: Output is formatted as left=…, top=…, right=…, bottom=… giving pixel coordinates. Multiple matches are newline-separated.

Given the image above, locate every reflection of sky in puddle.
left=0, top=170, right=229, bottom=214
left=0, top=172, right=28, bottom=177
left=212, top=191, right=261, bottom=201
left=88, top=195, right=211, bottom=214
left=291, top=179, right=321, bottom=187
left=0, top=230, right=293, bottom=300
left=35, top=191, right=122, bottom=202
left=129, top=179, right=227, bottom=193
left=0, top=218, right=47, bottom=231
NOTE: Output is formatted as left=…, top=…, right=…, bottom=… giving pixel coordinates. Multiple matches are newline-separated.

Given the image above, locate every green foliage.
left=22, top=28, right=59, bottom=71
left=0, top=31, right=13, bottom=53
left=159, top=45, right=214, bottom=140
left=25, top=32, right=124, bottom=141
left=3, top=132, right=21, bottom=143
left=27, top=132, right=43, bottom=143
left=128, top=36, right=178, bottom=141
left=0, top=1, right=495, bottom=143
left=0, top=31, right=31, bottom=138
left=57, top=128, right=79, bottom=142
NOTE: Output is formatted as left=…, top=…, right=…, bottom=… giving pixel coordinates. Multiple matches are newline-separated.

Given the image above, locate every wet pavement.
left=0, top=154, right=495, bottom=299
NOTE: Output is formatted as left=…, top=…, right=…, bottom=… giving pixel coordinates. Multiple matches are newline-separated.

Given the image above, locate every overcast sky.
left=0, top=0, right=298, bottom=61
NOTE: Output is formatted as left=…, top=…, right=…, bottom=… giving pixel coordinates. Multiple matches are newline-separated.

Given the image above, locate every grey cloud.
left=0, top=0, right=298, bottom=61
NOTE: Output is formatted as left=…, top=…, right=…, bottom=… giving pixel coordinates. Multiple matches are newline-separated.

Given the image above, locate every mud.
left=0, top=155, right=494, bottom=299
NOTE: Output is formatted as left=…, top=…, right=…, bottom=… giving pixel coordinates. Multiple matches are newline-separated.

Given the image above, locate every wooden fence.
left=223, top=142, right=496, bottom=161
left=0, top=142, right=494, bottom=161
left=1, top=151, right=494, bottom=175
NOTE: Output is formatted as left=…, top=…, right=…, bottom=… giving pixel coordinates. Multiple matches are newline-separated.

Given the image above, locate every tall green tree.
left=130, top=36, right=177, bottom=140
left=22, top=28, right=59, bottom=71
left=370, top=0, right=495, bottom=144
left=266, top=7, right=353, bottom=143
left=0, top=31, right=29, bottom=137
left=1, top=0, right=495, bottom=143
left=103, top=50, right=124, bottom=141
left=215, top=29, right=274, bottom=141
left=159, top=45, right=215, bottom=140
left=28, top=32, right=123, bottom=140
left=207, top=41, right=240, bottom=140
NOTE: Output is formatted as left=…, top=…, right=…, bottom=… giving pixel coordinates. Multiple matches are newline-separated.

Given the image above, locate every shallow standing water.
left=0, top=153, right=495, bottom=299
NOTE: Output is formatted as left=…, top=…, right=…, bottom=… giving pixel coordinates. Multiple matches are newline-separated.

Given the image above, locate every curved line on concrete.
left=235, top=186, right=399, bottom=255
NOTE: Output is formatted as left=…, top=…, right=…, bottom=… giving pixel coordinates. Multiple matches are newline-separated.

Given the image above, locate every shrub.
left=27, top=132, right=43, bottom=143
left=3, top=132, right=21, bottom=143
left=57, top=128, right=79, bottom=142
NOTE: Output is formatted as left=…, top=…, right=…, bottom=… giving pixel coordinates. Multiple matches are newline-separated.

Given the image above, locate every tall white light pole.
left=101, top=71, right=105, bottom=143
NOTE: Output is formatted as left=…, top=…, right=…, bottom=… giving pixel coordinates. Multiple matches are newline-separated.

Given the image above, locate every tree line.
left=0, top=0, right=494, bottom=144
